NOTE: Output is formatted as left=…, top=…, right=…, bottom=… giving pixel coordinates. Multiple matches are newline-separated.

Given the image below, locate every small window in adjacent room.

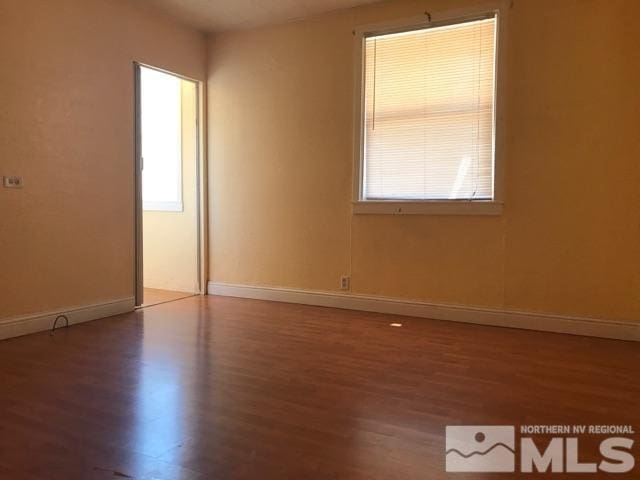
left=354, top=12, right=500, bottom=214
left=141, top=66, right=183, bottom=212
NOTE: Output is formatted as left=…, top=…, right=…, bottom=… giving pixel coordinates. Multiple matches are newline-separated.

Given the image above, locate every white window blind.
left=362, top=16, right=497, bottom=201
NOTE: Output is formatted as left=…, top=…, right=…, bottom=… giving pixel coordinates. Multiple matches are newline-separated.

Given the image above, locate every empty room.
left=0, top=0, right=638, bottom=478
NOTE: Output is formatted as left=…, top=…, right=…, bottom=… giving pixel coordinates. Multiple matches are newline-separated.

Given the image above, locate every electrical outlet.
left=3, top=176, right=23, bottom=188
left=340, top=275, right=350, bottom=291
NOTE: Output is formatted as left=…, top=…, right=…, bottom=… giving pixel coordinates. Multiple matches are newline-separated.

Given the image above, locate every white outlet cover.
left=3, top=176, right=23, bottom=188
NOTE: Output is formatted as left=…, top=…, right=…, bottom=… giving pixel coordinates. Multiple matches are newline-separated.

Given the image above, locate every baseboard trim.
left=0, top=297, right=135, bottom=341
left=208, top=282, right=639, bottom=342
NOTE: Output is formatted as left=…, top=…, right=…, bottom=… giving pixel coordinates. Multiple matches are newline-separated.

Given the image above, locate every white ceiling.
left=142, top=0, right=382, bottom=33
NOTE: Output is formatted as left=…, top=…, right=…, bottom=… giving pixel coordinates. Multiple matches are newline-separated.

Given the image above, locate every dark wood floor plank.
left=0, top=295, right=638, bottom=479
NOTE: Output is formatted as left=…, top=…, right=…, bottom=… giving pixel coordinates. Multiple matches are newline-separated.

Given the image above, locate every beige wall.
left=0, top=0, right=206, bottom=319
left=208, top=0, right=640, bottom=322
left=143, top=81, right=199, bottom=293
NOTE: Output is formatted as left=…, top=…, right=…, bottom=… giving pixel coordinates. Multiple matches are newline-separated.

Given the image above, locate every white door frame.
left=133, top=62, right=207, bottom=306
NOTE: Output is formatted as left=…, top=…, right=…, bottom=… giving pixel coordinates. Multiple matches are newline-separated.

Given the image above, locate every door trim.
left=134, top=64, right=144, bottom=306
left=133, top=62, right=207, bottom=306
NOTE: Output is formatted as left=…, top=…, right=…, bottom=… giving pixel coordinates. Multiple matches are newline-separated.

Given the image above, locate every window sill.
left=143, top=201, right=184, bottom=213
left=352, top=200, right=503, bottom=216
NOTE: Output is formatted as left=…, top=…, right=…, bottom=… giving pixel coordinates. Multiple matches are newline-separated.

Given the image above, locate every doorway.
left=134, top=64, right=203, bottom=307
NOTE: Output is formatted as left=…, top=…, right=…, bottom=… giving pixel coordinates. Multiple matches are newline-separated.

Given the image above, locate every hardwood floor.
left=0, top=295, right=638, bottom=479
left=142, top=288, right=195, bottom=308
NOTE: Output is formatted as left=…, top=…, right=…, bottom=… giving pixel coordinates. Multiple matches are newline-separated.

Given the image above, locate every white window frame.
left=141, top=66, right=184, bottom=213
left=352, top=2, right=508, bottom=216
left=143, top=199, right=183, bottom=212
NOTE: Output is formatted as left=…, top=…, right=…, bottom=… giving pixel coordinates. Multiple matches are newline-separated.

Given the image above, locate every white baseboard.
left=0, top=297, right=135, bottom=341
left=208, top=282, right=639, bottom=342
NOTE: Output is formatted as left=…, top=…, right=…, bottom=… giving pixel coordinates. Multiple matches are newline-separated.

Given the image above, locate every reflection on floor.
left=142, top=288, right=195, bottom=307
left=0, top=295, right=638, bottom=479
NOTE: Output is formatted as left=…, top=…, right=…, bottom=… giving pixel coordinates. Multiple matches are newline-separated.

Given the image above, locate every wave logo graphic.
left=446, top=426, right=515, bottom=472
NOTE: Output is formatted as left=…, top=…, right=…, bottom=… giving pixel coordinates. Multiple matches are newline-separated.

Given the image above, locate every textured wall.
left=208, top=0, right=640, bottom=322
left=0, top=0, right=206, bottom=318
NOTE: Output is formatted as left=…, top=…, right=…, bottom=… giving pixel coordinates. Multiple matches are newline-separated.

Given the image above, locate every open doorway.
left=134, top=64, right=202, bottom=307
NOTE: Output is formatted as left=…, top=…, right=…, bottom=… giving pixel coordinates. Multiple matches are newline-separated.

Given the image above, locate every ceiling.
left=141, top=0, right=382, bottom=33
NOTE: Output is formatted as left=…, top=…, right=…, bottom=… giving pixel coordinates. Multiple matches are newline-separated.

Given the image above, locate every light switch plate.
left=3, top=176, right=23, bottom=188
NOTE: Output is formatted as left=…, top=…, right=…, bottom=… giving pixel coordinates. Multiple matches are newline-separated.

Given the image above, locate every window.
left=141, top=66, right=183, bottom=212
left=354, top=12, right=501, bottom=214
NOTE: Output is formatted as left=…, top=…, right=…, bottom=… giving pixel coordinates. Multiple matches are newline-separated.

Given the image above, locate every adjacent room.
left=1, top=0, right=638, bottom=479
left=139, top=65, right=201, bottom=307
